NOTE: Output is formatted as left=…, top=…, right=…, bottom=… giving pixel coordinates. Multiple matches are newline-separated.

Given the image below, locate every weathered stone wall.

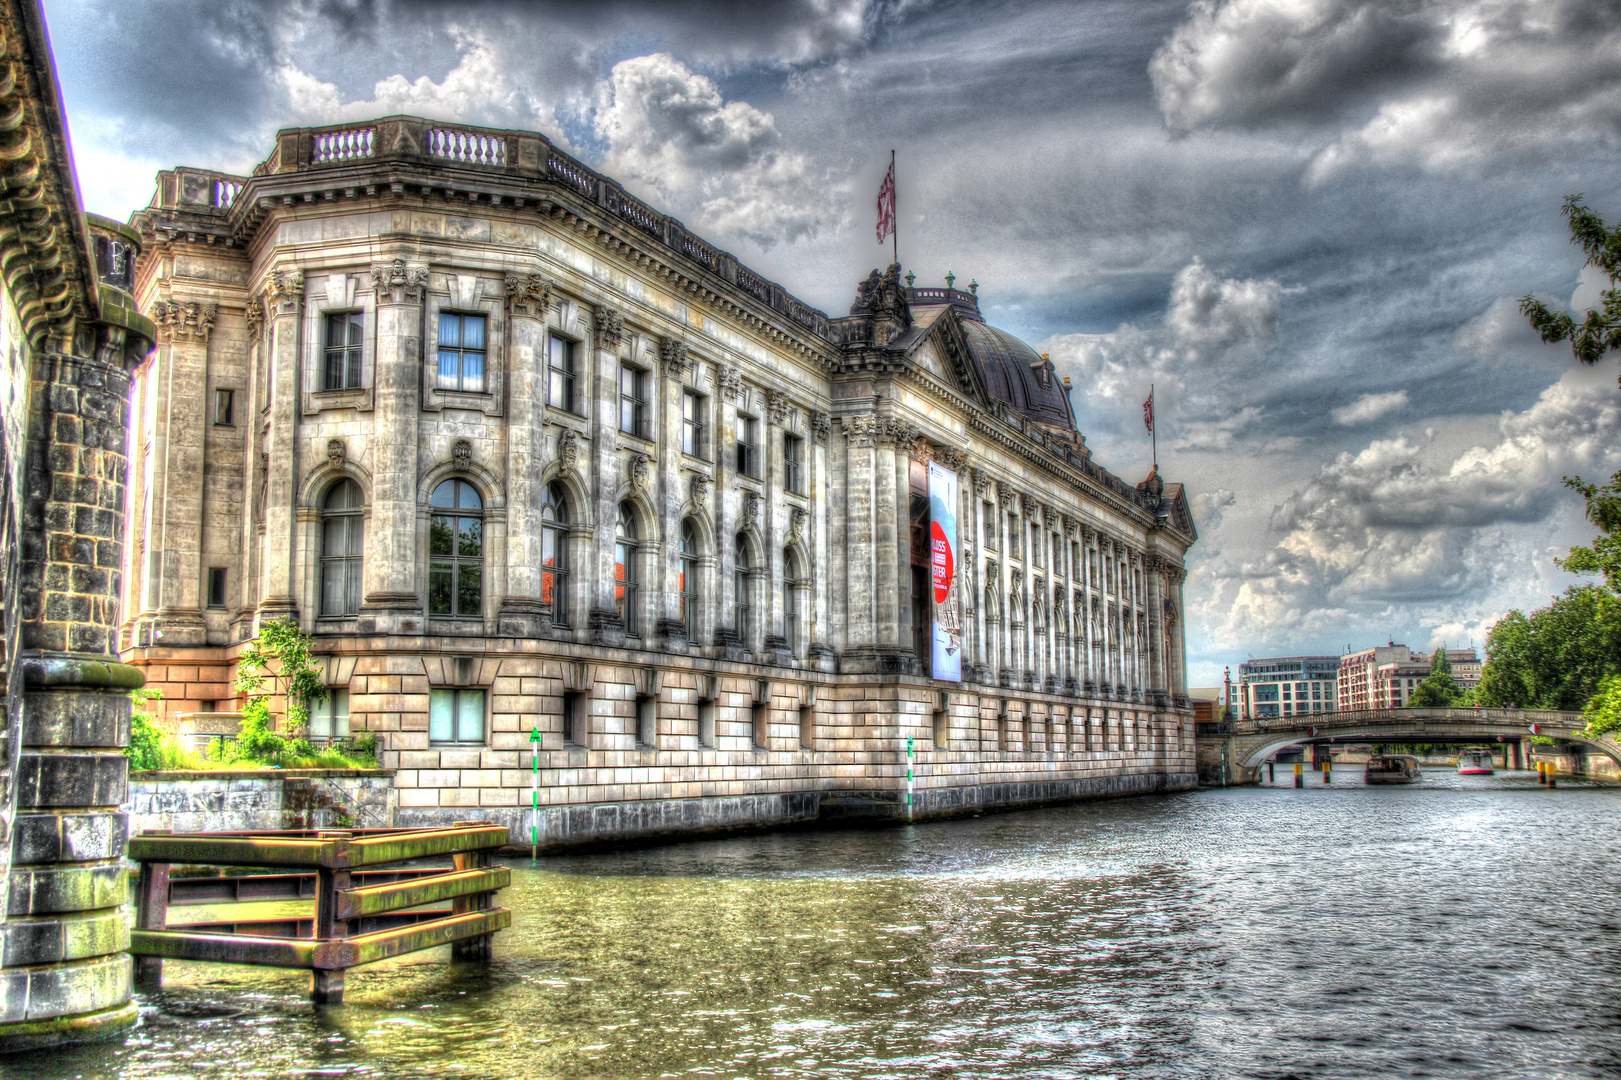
left=127, top=769, right=396, bottom=834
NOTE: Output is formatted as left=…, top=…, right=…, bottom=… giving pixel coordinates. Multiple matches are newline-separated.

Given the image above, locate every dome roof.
left=958, top=320, right=1076, bottom=431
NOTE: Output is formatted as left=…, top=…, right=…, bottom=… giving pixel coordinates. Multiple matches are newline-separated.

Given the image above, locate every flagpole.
left=891, top=149, right=898, bottom=265
left=1151, top=383, right=1157, bottom=468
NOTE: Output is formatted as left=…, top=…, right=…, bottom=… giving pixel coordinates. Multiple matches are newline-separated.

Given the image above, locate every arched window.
left=429, top=480, right=482, bottom=617
left=541, top=483, right=569, bottom=627
left=783, top=548, right=803, bottom=654
left=320, top=479, right=364, bottom=616
left=615, top=502, right=639, bottom=636
left=734, top=535, right=752, bottom=643
left=679, top=519, right=700, bottom=642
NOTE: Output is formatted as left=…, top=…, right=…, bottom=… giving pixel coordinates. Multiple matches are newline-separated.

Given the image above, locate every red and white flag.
left=1142, top=388, right=1155, bottom=434
left=876, top=160, right=895, bottom=244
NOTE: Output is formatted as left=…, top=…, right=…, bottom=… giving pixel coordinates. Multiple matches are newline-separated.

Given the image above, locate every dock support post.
left=312, top=834, right=352, bottom=1004
left=1268, top=762, right=1275, bottom=783
left=1294, top=763, right=1303, bottom=788
left=133, top=862, right=170, bottom=993
left=1322, top=759, right=1332, bottom=784
left=451, top=821, right=494, bottom=962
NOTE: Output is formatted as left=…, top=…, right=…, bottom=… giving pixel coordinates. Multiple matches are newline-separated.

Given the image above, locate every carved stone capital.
left=841, top=414, right=879, bottom=448
left=152, top=300, right=217, bottom=344
left=717, top=364, right=743, bottom=402
left=659, top=336, right=688, bottom=379
left=506, top=273, right=554, bottom=319
left=370, top=258, right=427, bottom=305
left=1062, top=514, right=1078, bottom=539
left=811, top=410, right=831, bottom=443
left=245, top=300, right=264, bottom=343
left=595, top=305, right=625, bottom=350
left=972, top=469, right=990, bottom=498
left=766, top=389, right=791, bottom=425
left=934, top=445, right=969, bottom=472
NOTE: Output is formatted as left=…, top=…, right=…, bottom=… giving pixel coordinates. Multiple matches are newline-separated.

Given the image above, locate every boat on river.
left=1364, top=755, right=1423, bottom=784
left=1456, top=748, right=1495, bottom=775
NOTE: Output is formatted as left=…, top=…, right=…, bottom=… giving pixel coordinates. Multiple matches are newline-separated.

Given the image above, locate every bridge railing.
left=1231, top=706, right=1587, bottom=736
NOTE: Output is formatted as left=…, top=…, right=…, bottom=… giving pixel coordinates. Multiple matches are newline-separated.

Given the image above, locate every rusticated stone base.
left=396, top=771, right=1198, bottom=851
left=0, top=1000, right=136, bottom=1055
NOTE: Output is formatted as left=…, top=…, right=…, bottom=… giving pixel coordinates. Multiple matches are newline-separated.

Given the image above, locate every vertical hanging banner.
left=928, top=462, right=962, bottom=682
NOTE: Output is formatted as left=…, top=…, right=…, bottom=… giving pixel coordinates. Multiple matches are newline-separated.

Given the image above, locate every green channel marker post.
left=906, top=735, right=915, bottom=821
left=529, top=726, right=541, bottom=861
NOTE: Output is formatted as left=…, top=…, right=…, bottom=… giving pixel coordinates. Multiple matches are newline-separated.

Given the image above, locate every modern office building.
left=1238, top=656, right=1340, bottom=719
left=119, top=114, right=1199, bottom=846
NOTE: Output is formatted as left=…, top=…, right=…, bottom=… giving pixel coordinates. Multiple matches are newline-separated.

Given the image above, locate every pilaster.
left=353, top=259, right=425, bottom=634
left=495, top=273, right=553, bottom=637
left=257, top=268, right=304, bottom=626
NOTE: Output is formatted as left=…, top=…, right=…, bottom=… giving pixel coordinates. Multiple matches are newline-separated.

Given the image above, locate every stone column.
left=143, top=300, right=216, bottom=644
left=872, top=421, right=901, bottom=656
left=1145, top=556, right=1165, bottom=704
left=495, top=272, right=553, bottom=638
left=0, top=326, right=150, bottom=1050
left=257, top=269, right=305, bottom=625
left=587, top=307, right=622, bottom=646
left=355, top=260, right=425, bottom=635
left=762, top=390, right=790, bottom=661
left=654, top=336, right=688, bottom=651
left=837, top=415, right=877, bottom=666
left=714, top=365, right=742, bottom=652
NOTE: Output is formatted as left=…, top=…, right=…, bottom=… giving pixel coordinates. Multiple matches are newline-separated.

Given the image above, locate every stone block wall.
left=126, top=769, right=396, bottom=834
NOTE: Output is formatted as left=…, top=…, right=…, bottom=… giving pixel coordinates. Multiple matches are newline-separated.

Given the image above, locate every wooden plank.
left=129, top=929, right=326, bottom=969
left=344, top=826, right=509, bottom=867
left=344, top=908, right=511, bottom=968
left=335, top=867, right=510, bottom=920
left=128, top=835, right=334, bottom=868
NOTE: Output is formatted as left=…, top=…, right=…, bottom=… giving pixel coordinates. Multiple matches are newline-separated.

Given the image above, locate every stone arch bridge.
left=1209, top=707, right=1603, bottom=784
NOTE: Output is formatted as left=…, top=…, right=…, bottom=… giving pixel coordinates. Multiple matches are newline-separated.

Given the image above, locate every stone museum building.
left=120, top=115, right=1198, bottom=844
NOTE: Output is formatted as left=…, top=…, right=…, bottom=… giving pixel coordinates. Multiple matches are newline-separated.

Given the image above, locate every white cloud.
left=594, top=53, right=847, bottom=248
left=1332, top=390, right=1408, bottom=426
left=1152, top=0, right=1621, bottom=179
left=1175, top=406, right=1265, bottom=451
left=276, top=29, right=565, bottom=138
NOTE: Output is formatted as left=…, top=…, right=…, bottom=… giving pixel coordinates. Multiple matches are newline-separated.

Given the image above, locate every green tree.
left=1521, top=195, right=1621, bottom=373
left=235, top=618, right=326, bottom=767
left=1408, top=647, right=1465, bottom=707
left=1581, top=673, right=1621, bottom=739
left=1475, top=587, right=1621, bottom=709
left=1558, top=469, right=1621, bottom=593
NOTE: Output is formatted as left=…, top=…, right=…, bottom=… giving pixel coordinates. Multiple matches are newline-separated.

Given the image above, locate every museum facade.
left=121, top=115, right=1198, bottom=844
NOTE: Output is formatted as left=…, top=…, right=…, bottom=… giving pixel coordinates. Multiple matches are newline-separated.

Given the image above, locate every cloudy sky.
left=44, top=0, right=1621, bottom=684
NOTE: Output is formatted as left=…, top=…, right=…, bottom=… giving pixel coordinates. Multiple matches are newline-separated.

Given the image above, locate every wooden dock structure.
left=128, top=823, right=511, bottom=1003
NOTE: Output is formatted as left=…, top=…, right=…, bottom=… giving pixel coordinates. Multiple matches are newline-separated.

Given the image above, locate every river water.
left=10, top=768, right=1621, bottom=1079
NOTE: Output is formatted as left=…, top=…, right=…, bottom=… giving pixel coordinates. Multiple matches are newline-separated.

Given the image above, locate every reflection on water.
left=10, top=771, right=1621, bottom=1079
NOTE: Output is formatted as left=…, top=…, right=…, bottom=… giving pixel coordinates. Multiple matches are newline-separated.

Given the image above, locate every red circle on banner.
left=930, top=520, right=954, bottom=603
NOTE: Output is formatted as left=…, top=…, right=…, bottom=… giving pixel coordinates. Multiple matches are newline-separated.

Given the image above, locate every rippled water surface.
left=10, top=768, right=1621, bottom=1079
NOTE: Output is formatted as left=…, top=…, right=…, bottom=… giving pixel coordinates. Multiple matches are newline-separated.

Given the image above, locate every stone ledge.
left=131, top=768, right=394, bottom=780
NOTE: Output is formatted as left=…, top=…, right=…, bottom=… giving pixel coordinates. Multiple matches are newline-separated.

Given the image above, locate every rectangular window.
left=1031, top=524, right=1042, bottom=567
left=619, top=364, right=647, bottom=437
left=437, top=313, right=486, bottom=392
left=784, top=434, right=803, bottom=494
left=737, top=414, right=759, bottom=477
left=206, top=567, right=227, bottom=609
left=429, top=688, right=485, bottom=744
left=324, top=312, right=363, bottom=391
left=214, top=388, right=234, bottom=426
left=547, top=335, right=577, bottom=413
left=564, top=690, right=588, bottom=746
left=682, top=390, right=706, bottom=458
left=1010, top=517, right=1022, bottom=558
left=636, top=694, right=657, bottom=748
left=308, top=689, right=350, bottom=742
left=983, top=502, right=997, bottom=549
